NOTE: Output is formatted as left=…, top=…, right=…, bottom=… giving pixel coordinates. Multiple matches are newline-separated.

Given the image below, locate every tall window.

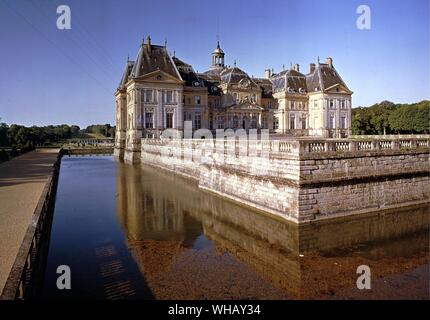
left=217, top=117, right=223, bottom=129
left=194, top=95, right=201, bottom=105
left=233, top=116, right=239, bottom=128
left=329, top=115, right=335, bottom=129
left=273, top=118, right=279, bottom=130
left=341, top=100, right=345, bottom=109
left=145, top=90, right=153, bottom=103
left=341, top=116, right=347, bottom=129
left=290, top=115, right=295, bottom=129
left=194, top=112, right=201, bottom=129
left=290, top=101, right=295, bottom=109
left=166, top=113, right=173, bottom=128
left=262, top=117, right=268, bottom=129
left=251, top=116, right=258, bottom=129
left=166, top=90, right=173, bottom=103
left=145, top=112, right=153, bottom=128
left=301, top=115, right=307, bottom=129
left=329, top=99, right=334, bottom=108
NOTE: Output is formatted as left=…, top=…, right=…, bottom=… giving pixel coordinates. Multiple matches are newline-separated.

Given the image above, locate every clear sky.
left=0, top=0, right=428, bottom=127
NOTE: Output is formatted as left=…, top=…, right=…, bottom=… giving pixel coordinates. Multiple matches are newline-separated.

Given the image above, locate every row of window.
left=184, top=112, right=202, bottom=129
left=311, top=99, right=350, bottom=109
left=183, top=95, right=201, bottom=105
left=143, top=112, right=174, bottom=129
left=208, top=99, right=221, bottom=108
left=328, top=115, right=348, bottom=129
left=289, top=115, right=307, bottom=130
left=328, top=99, right=349, bottom=109
left=142, top=89, right=176, bottom=104
left=290, top=101, right=306, bottom=110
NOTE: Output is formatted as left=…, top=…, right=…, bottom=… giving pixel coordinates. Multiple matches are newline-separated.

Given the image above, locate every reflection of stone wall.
left=141, top=138, right=430, bottom=223
left=116, top=164, right=429, bottom=298
left=118, top=164, right=429, bottom=254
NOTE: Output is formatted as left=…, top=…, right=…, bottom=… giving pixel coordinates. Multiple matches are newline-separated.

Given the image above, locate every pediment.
left=324, top=83, right=352, bottom=94
left=136, top=70, right=183, bottom=84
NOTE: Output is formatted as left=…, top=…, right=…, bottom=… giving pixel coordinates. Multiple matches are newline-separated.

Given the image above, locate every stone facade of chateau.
left=114, top=36, right=353, bottom=162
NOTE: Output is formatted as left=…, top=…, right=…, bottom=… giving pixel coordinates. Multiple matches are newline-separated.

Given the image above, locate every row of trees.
left=352, top=100, right=429, bottom=135
left=85, top=124, right=115, bottom=137
left=0, top=123, right=116, bottom=148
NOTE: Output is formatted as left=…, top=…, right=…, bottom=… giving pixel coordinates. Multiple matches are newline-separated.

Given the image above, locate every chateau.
left=114, top=36, right=353, bottom=162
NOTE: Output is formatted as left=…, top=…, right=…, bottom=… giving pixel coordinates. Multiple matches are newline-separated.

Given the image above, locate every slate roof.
left=118, top=60, right=135, bottom=91
left=271, top=69, right=307, bottom=93
left=202, top=68, right=224, bottom=78
left=306, top=63, right=350, bottom=92
left=253, top=78, right=274, bottom=98
left=130, top=43, right=181, bottom=80
left=172, top=56, right=204, bottom=87
left=172, top=56, right=194, bottom=73
left=219, top=67, right=260, bottom=91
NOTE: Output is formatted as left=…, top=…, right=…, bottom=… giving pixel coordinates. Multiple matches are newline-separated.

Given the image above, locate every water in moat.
left=41, top=155, right=429, bottom=299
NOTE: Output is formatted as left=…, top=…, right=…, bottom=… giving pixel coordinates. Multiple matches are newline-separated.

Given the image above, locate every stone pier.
left=140, top=136, right=429, bottom=223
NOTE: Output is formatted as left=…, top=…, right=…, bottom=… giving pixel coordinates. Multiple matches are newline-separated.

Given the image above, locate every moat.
left=41, top=155, right=429, bottom=299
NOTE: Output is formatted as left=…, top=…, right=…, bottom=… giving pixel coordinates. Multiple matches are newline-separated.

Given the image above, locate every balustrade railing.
left=141, top=136, right=429, bottom=158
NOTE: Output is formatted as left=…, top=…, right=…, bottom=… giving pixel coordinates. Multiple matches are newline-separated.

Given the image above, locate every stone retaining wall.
left=140, top=136, right=430, bottom=223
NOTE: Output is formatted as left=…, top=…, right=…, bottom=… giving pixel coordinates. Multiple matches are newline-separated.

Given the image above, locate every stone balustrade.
left=142, top=136, right=429, bottom=158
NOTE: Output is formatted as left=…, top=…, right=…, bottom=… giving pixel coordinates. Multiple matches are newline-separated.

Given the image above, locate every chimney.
left=146, top=35, right=152, bottom=54
left=264, top=68, right=272, bottom=78
left=309, top=63, right=316, bottom=73
left=326, top=57, right=333, bottom=68
left=293, top=63, right=300, bottom=72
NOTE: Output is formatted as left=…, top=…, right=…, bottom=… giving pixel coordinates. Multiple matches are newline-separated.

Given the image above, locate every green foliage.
left=0, top=122, right=115, bottom=149
left=0, top=123, right=82, bottom=148
left=352, top=100, right=429, bottom=135
left=85, top=124, right=115, bottom=137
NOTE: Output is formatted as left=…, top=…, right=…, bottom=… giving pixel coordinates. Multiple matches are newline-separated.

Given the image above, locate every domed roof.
left=220, top=67, right=254, bottom=86
left=212, top=41, right=224, bottom=55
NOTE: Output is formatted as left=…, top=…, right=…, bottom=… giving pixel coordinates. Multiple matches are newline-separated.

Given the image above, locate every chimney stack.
left=309, top=63, right=316, bottom=73
left=264, top=68, right=272, bottom=79
left=293, top=63, right=300, bottom=72
left=326, top=57, right=333, bottom=68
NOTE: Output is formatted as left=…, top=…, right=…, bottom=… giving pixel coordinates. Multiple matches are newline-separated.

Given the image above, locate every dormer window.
left=194, top=95, right=201, bottom=105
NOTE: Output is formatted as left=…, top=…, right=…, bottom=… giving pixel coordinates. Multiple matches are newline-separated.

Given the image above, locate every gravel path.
left=0, top=149, right=59, bottom=293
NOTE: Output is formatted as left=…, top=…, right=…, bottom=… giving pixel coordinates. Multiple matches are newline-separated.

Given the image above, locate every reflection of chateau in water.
left=116, top=163, right=429, bottom=299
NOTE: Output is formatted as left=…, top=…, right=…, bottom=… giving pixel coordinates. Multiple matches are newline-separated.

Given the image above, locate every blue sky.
left=0, top=0, right=428, bottom=127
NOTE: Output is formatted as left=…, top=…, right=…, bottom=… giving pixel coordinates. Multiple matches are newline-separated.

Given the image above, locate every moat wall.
left=140, top=137, right=430, bottom=223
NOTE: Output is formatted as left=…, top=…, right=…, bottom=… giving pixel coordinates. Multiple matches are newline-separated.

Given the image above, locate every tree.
left=353, top=100, right=429, bottom=135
